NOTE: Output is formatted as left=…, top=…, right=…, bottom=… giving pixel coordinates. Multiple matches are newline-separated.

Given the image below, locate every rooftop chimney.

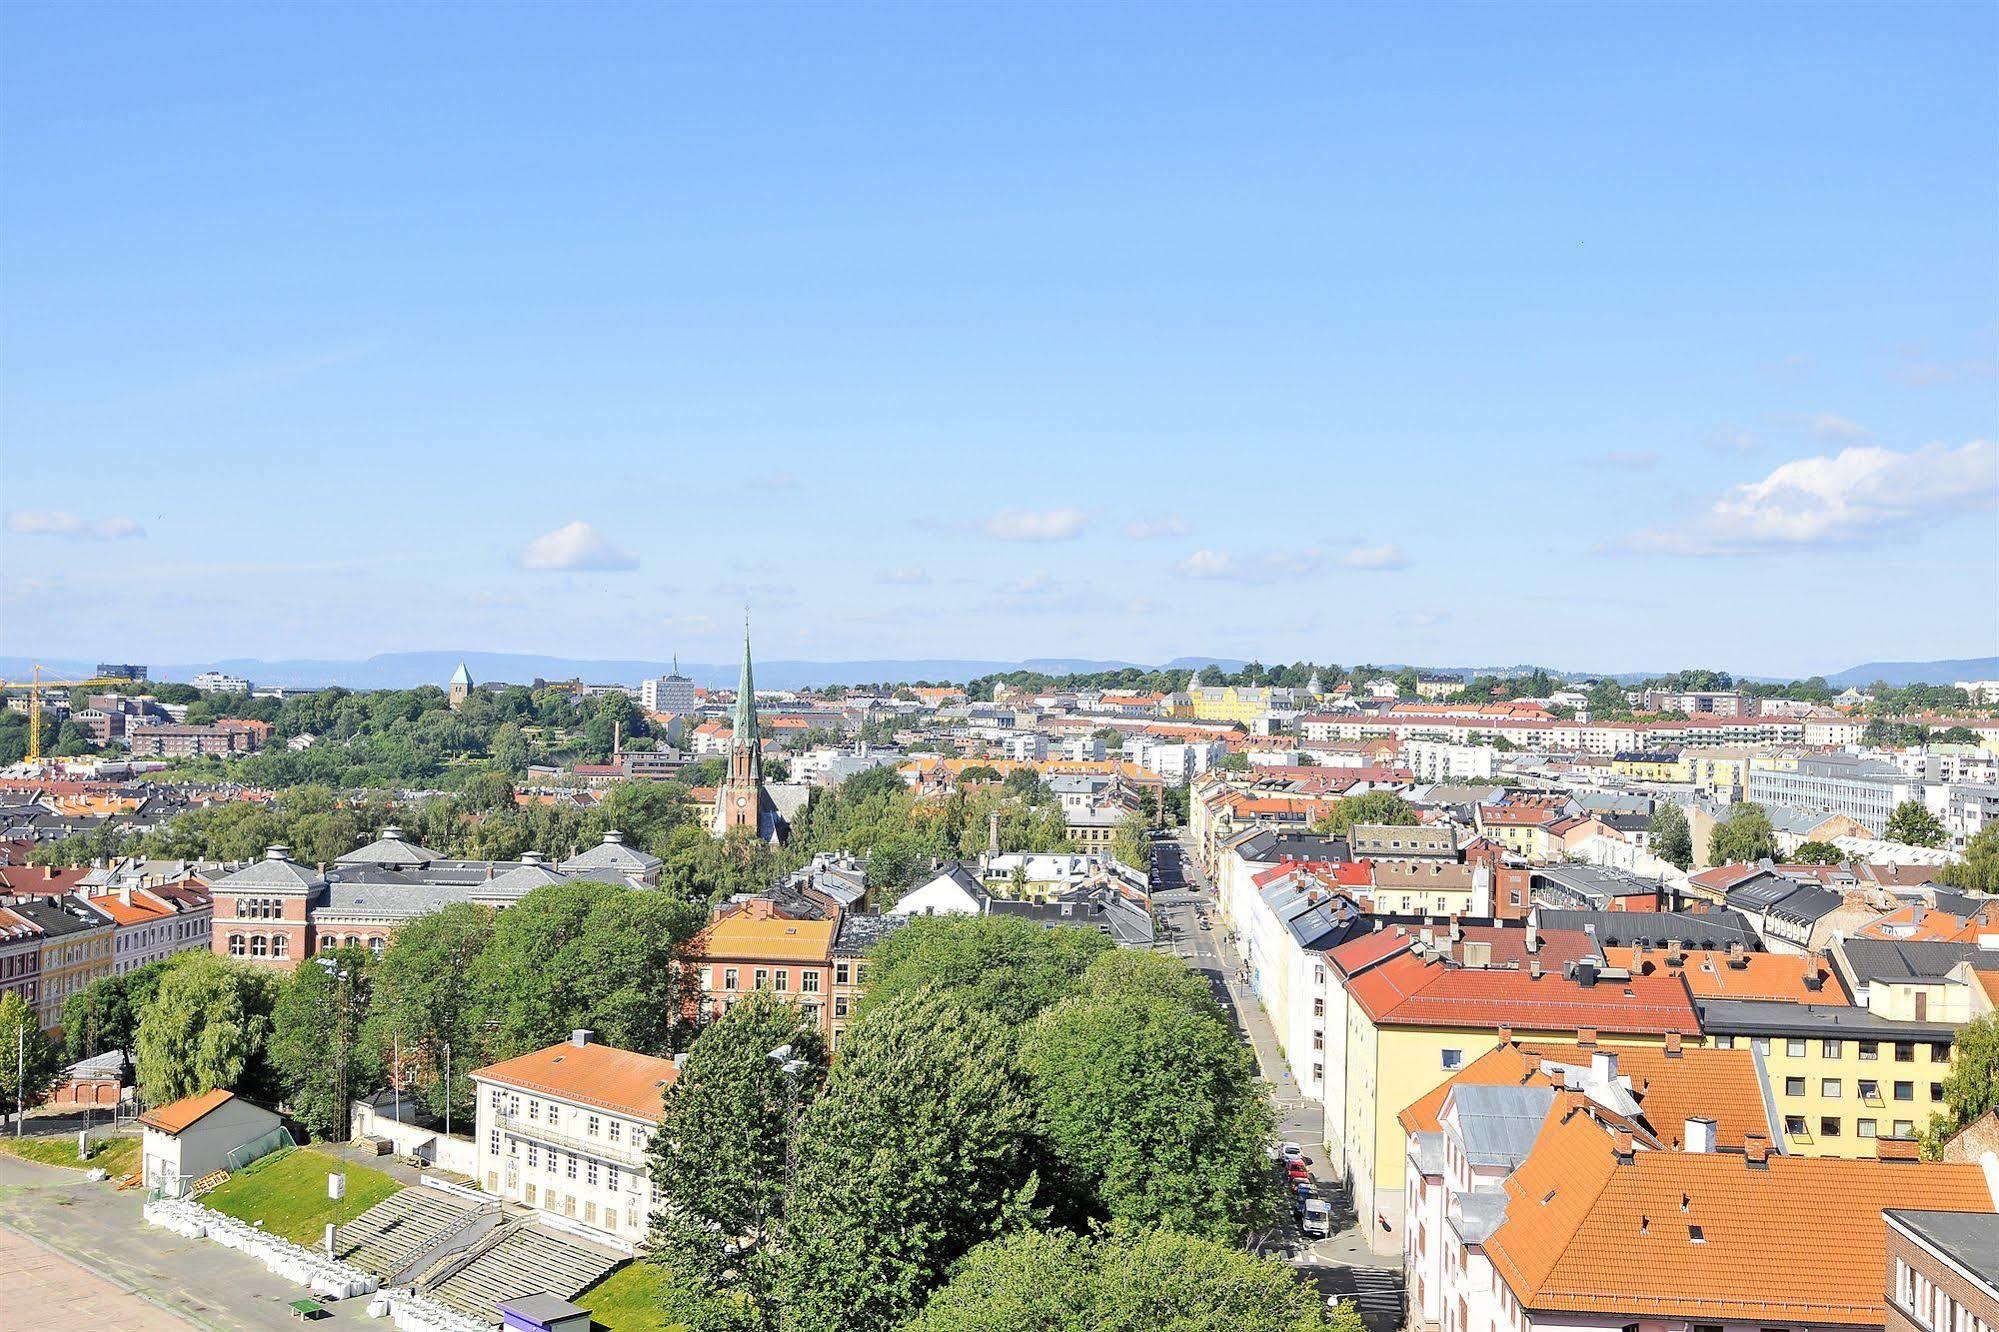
left=1664, top=1031, right=1683, bottom=1058
left=603, top=830, right=624, bottom=844
left=380, top=826, right=403, bottom=841
left=1530, top=959, right=1543, bottom=980
left=1577, top=1027, right=1598, bottom=1048
left=521, top=850, right=544, bottom=865
left=1684, top=1116, right=1717, bottom=1153
left=570, top=1029, right=592, bottom=1048
left=1592, top=1050, right=1619, bottom=1084
left=1498, top=1024, right=1514, bottom=1045
left=266, top=844, right=290, bottom=861
left=1743, top=1133, right=1771, bottom=1168
left=1612, top=1129, right=1635, bottom=1163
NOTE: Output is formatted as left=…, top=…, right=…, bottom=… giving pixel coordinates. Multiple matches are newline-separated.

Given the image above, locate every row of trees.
left=51, top=879, right=699, bottom=1137
left=644, top=915, right=1319, bottom=1332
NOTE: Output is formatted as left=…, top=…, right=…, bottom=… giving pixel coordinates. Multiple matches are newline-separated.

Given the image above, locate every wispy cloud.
left=1627, top=439, right=1997, bottom=557
left=1177, top=547, right=1325, bottom=583
left=1704, top=428, right=1756, bottom=454
left=1340, top=543, right=1409, bottom=570
left=1811, top=412, right=1868, bottom=442
left=4, top=510, right=146, bottom=541
left=1125, top=515, right=1189, bottom=540
left=1599, top=450, right=1658, bottom=471
left=747, top=471, right=800, bottom=491
left=877, top=567, right=930, bottom=586
left=985, top=507, right=1087, bottom=542
left=516, top=521, right=639, bottom=572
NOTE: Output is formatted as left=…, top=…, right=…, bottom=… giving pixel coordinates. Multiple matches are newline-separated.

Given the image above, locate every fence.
left=225, top=1125, right=296, bottom=1172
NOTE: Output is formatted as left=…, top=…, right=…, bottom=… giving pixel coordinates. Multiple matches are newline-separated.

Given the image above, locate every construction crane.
left=0, top=665, right=131, bottom=765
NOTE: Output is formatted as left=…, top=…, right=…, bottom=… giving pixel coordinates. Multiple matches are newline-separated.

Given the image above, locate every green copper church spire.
left=733, top=614, right=759, bottom=746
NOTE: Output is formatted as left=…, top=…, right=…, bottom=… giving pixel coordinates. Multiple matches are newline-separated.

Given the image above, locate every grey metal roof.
left=1840, top=938, right=1995, bottom=983
left=473, top=863, right=574, bottom=902
left=833, top=912, right=909, bottom=955
left=1449, top=1084, right=1556, bottom=1167
left=1409, top=1130, right=1445, bottom=1176
left=559, top=834, right=663, bottom=875
left=1535, top=908, right=1757, bottom=950
left=1885, top=1209, right=1999, bottom=1292
left=211, top=855, right=325, bottom=891
left=316, top=881, right=473, bottom=921
left=1696, top=997, right=1959, bottom=1041
left=1451, top=1189, right=1511, bottom=1244
left=336, top=834, right=445, bottom=867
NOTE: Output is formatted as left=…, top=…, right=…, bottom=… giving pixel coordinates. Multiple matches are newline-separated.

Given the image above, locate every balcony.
left=495, top=1113, right=648, bottom=1169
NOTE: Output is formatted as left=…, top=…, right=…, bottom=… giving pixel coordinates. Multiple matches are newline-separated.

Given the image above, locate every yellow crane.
left=0, top=665, right=132, bottom=764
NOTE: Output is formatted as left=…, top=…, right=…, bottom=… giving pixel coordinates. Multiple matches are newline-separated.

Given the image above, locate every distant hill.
left=1822, top=657, right=1999, bottom=689
left=4, top=652, right=1991, bottom=693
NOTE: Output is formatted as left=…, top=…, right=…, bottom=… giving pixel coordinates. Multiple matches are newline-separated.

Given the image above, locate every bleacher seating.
left=426, top=1223, right=624, bottom=1321
left=336, top=1188, right=483, bottom=1282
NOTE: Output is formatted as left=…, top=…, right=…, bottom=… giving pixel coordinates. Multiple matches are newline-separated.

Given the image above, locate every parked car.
left=1300, top=1197, right=1333, bottom=1238
left=1285, top=1162, right=1312, bottom=1184
left=1279, top=1142, right=1306, bottom=1161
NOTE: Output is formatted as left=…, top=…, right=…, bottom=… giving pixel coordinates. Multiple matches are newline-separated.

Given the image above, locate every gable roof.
left=471, top=1040, right=679, bottom=1121
left=1347, top=951, right=1700, bottom=1035
left=137, top=1087, right=240, bottom=1135
left=1484, top=1113, right=1994, bottom=1325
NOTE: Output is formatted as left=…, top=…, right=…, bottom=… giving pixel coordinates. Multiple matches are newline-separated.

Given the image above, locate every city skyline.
left=4, top=2, right=1996, bottom=675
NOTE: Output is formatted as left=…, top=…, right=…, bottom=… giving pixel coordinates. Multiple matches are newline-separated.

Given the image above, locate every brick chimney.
left=1743, top=1133, right=1771, bottom=1168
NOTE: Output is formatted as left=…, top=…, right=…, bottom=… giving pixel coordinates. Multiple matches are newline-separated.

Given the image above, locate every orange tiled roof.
left=137, top=1087, right=238, bottom=1135
left=1599, top=948, right=1848, bottom=1004
left=1976, top=969, right=1999, bottom=1007
left=472, top=1041, right=679, bottom=1122
left=696, top=913, right=836, bottom=964
left=1346, top=951, right=1699, bottom=1035
left=1485, top=1109, right=1994, bottom=1324
left=85, top=892, right=174, bottom=927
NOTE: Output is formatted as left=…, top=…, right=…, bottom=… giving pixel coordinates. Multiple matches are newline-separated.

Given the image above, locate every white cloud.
left=4, top=510, right=146, bottom=541
left=747, top=471, right=799, bottom=490
left=1341, top=543, right=1409, bottom=570
left=1126, top=515, right=1189, bottom=540
left=1178, top=547, right=1326, bottom=583
left=984, top=507, right=1087, bottom=541
left=516, top=521, right=639, bottom=571
left=1629, top=440, right=1997, bottom=556
left=1704, top=429, right=1756, bottom=454
left=1812, top=412, right=1868, bottom=442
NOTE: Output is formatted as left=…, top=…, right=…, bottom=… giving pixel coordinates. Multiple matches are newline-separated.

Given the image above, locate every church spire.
left=732, top=614, right=759, bottom=746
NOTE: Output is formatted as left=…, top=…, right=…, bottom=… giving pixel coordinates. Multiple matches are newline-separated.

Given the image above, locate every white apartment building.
left=1124, top=735, right=1226, bottom=786
left=1943, top=783, right=1999, bottom=854
left=190, top=671, right=253, bottom=693
left=471, top=1031, right=677, bottom=1245
left=1401, top=739, right=1497, bottom=783
left=998, top=732, right=1048, bottom=762
left=1745, top=754, right=1924, bottom=837
left=1955, top=679, right=1999, bottom=705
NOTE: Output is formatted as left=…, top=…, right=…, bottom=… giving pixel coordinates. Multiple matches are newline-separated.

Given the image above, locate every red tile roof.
left=1346, top=951, right=1699, bottom=1034
left=472, top=1040, right=679, bottom=1122
left=137, top=1087, right=239, bottom=1135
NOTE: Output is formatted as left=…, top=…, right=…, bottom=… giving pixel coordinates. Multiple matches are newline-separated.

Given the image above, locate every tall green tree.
left=902, top=1226, right=1343, bottom=1332
left=1708, top=803, right=1777, bottom=865
left=646, top=992, right=827, bottom=1332
left=1791, top=840, right=1844, bottom=865
left=1923, top=1014, right=1999, bottom=1158
left=1884, top=800, right=1947, bottom=849
left=364, top=903, right=494, bottom=1121
left=134, top=953, right=276, bottom=1107
left=270, top=948, right=377, bottom=1141
left=1647, top=803, right=1693, bottom=870
left=862, top=915, right=1113, bottom=1027
left=1110, top=813, right=1153, bottom=873
left=1311, top=791, right=1416, bottom=838
left=1022, top=981, right=1272, bottom=1240
left=781, top=990, right=1040, bottom=1332
left=0, top=992, right=61, bottom=1125
left=1939, top=825, right=1999, bottom=895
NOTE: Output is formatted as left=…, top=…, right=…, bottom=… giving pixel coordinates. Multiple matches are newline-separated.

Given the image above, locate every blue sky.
left=3, top=0, right=1995, bottom=678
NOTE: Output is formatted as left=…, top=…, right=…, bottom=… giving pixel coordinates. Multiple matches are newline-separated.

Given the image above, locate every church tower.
left=448, top=661, right=474, bottom=711
left=717, top=621, right=767, bottom=836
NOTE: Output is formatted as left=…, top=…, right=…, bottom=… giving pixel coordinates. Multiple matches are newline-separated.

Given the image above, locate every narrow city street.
left=1154, top=833, right=1405, bottom=1330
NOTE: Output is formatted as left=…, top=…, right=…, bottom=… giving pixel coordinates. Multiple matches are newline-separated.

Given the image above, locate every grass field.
left=203, top=1148, right=400, bottom=1246
left=0, top=1132, right=139, bottom=1177
left=576, top=1262, right=686, bottom=1331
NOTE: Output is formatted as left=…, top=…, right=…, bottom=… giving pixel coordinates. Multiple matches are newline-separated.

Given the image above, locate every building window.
left=587, top=1115, right=600, bottom=1138
left=528, top=1145, right=539, bottom=1169
left=724, top=968, right=738, bottom=991
left=1783, top=1116, right=1806, bottom=1136
left=1931, top=1083, right=1945, bottom=1102
left=228, top=935, right=245, bottom=956
left=272, top=935, right=289, bottom=959
left=251, top=936, right=268, bottom=958
left=802, top=971, right=820, bottom=994
left=1894, top=1081, right=1914, bottom=1101
left=1858, top=1041, right=1878, bottom=1061
left=1930, top=1041, right=1952, bottom=1061
left=489, top=1128, right=500, bottom=1154
left=586, top=1161, right=598, bottom=1187
left=835, top=961, right=851, bottom=985
left=607, top=1166, right=619, bottom=1192
left=1441, top=1049, right=1463, bottom=1070
left=1893, top=1120, right=1914, bottom=1137
left=1894, top=1042, right=1915, bottom=1062
left=1822, top=1040, right=1842, bottom=1058
left=529, top=1100, right=539, bottom=1121
left=1784, top=1078, right=1805, bottom=1097
left=1860, top=1079, right=1881, bottom=1100
left=1714, top=1035, right=1734, bottom=1049
left=834, top=996, right=849, bottom=1018
left=754, top=968, right=770, bottom=990
left=1786, top=1038, right=1806, bottom=1057
left=1857, top=1119, right=1876, bottom=1138
left=608, top=1121, right=621, bottom=1143
left=566, top=1153, right=578, bottom=1179
left=1821, top=1079, right=1840, bottom=1098
left=1819, top=1117, right=1840, bottom=1138
left=774, top=970, right=788, bottom=993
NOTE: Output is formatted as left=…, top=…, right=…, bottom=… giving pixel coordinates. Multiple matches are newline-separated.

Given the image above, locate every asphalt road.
left=1153, top=833, right=1405, bottom=1330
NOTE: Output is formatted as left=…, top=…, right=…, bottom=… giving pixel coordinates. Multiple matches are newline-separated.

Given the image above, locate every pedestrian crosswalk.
left=1339, top=1266, right=1405, bottom=1320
